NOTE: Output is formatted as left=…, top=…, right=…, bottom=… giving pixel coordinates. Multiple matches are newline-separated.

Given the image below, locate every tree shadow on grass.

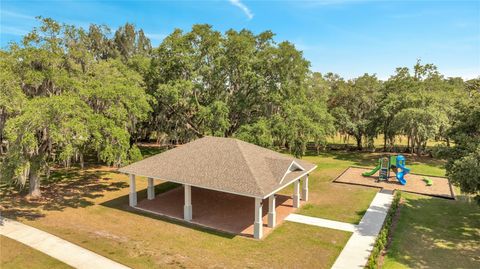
left=355, top=209, right=367, bottom=220
left=311, top=150, right=379, bottom=167
left=0, top=166, right=128, bottom=221
left=386, top=196, right=480, bottom=268
left=100, top=182, right=237, bottom=239
left=137, top=145, right=170, bottom=158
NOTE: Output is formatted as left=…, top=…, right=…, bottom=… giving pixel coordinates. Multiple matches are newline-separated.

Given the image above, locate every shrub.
left=365, top=192, right=401, bottom=269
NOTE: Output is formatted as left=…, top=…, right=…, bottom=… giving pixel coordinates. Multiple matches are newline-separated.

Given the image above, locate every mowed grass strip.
left=0, top=235, right=72, bottom=269
left=382, top=193, right=480, bottom=269
left=35, top=218, right=350, bottom=268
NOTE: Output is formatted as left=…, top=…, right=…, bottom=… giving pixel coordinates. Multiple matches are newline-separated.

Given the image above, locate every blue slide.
left=395, top=155, right=410, bottom=185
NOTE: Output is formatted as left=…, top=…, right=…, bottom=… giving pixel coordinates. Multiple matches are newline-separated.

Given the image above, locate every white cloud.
left=0, top=25, right=29, bottom=36
left=0, top=10, right=34, bottom=36
left=0, top=10, right=35, bottom=20
left=228, top=0, right=253, bottom=20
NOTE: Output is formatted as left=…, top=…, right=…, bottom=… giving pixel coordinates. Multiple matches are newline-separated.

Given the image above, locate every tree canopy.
left=0, top=18, right=478, bottom=199
left=445, top=89, right=480, bottom=203
left=0, top=18, right=151, bottom=196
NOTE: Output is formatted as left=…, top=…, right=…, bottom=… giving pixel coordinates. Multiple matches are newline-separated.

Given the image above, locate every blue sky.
left=1, top=0, right=479, bottom=79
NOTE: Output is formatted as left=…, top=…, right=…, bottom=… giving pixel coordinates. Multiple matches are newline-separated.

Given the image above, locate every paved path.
left=0, top=217, right=130, bottom=269
left=285, top=214, right=356, bottom=232
left=331, top=190, right=394, bottom=269
left=284, top=190, right=394, bottom=269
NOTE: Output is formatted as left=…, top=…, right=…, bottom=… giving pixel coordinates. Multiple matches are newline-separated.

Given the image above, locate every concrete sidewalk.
left=331, top=190, right=394, bottom=269
left=0, top=217, right=130, bottom=269
left=285, top=214, right=357, bottom=232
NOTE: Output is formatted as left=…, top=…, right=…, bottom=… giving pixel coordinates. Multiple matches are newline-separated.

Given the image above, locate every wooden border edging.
left=332, top=166, right=456, bottom=200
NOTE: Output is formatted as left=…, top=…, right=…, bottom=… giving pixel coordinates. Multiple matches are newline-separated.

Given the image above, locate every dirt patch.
left=93, top=230, right=128, bottom=243
left=334, top=167, right=455, bottom=199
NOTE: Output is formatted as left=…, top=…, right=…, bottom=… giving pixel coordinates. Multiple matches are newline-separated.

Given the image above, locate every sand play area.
left=334, top=167, right=455, bottom=199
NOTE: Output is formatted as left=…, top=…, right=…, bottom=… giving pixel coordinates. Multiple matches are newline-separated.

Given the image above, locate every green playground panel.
left=423, top=177, right=433, bottom=186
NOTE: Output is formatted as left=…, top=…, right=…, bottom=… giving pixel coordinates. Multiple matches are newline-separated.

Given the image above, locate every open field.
left=3, top=177, right=351, bottom=268
left=1, top=148, right=474, bottom=268
left=0, top=235, right=72, bottom=269
left=382, top=193, right=480, bottom=269
left=327, top=134, right=447, bottom=149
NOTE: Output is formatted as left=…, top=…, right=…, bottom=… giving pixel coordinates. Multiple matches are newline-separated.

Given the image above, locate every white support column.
left=268, top=195, right=276, bottom=228
left=129, top=174, right=137, bottom=207
left=254, top=197, right=263, bottom=239
left=147, top=177, right=155, bottom=200
left=183, top=184, right=192, bottom=221
left=293, top=179, right=300, bottom=208
left=302, top=175, right=309, bottom=202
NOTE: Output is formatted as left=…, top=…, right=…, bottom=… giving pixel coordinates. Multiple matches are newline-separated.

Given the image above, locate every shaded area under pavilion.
left=136, top=186, right=303, bottom=238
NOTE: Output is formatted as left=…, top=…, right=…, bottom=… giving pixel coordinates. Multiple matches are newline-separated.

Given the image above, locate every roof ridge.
left=234, top=138, right=293, bottom=160
left=234, top=139, right=268, bottom=195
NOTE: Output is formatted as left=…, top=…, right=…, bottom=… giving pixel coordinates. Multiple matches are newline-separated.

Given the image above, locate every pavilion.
left=118, top=136, right=317, bottom=239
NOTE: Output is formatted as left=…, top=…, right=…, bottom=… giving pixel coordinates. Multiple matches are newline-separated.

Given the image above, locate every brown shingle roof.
left=118, top=136, right=316, bottom=198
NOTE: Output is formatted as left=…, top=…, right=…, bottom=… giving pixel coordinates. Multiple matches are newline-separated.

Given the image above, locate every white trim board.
left=278, top=160, right=305, bottom=184
left=262, top=165, right=316, bottom=199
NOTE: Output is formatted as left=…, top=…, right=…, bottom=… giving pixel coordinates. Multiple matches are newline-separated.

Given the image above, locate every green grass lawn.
left=382, top=193, right=480, bottom=269
left=0, top=236, right=72, bottom=269
left=1, top=148, right=472, bottom=268
left=1, top=149, right=360, bottom=268
left=292, top=151, right=445, bottom=223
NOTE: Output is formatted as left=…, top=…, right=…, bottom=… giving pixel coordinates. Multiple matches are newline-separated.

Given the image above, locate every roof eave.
left=116, top=170, right=265, bottom=199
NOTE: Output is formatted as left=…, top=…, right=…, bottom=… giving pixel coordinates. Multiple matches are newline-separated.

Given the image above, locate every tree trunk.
left=407, top=135, right=410, bottom=152
left=410, top=136, right=415, bottom=154
left=45, top=166, right=50, bottom=180
left=415, top=138, right=422, bottom=156
left=383, top=131, right=387, bottom=152
left=80, top=153, right=84, bottom=169
left=388, top=136, right=395, bottom=152
left=29, top=169, right=41, bottom=198
left=355, top=135, right=362, bottom=150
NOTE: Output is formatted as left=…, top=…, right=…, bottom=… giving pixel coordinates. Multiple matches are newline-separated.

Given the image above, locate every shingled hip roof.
left=119, top=136, right=316, bottom=198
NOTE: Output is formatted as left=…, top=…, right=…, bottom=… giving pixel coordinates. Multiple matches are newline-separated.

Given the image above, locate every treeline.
left=1, top=18, right=479, bottom=199
left=324, top=66, right=476, bottom=154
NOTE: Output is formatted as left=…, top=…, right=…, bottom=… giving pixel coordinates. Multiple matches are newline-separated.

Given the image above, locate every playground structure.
left=362, top=154, right=411, bottom=185
left=335, top=167, right=454, bottom=199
